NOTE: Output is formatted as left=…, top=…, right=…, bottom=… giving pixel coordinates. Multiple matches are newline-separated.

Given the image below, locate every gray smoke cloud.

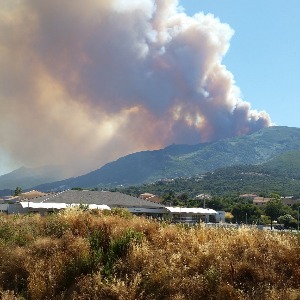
left=0, top=0, right=271, bottom=176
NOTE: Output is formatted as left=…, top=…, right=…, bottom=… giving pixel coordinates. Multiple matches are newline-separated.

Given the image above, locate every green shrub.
left=92, top=228, right=144, bottom=278
left=109, top=208, right=133, bottom=219
left=42, top=214, right=70, bottom=238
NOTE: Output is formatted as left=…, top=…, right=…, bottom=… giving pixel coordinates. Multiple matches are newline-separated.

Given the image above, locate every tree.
left=162, top=192, right=175, bottom=205
left=225, top=212, right=234, bottom=223
left=13, top=186, right=23, bottom=196
left=278, top=214, right=297, bottom=229
left=178, top=193, right=189, bottom=206
left=231, top=203, right=261, bottom=224
left=204, top=197, right=225, bottom=211
left=264, top=199, right=287, bottom=229
left=268, top=193, right=281, bottom=200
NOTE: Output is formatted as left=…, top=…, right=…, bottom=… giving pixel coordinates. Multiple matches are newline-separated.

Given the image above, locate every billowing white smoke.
left=0, top=0, right=271, bottom=176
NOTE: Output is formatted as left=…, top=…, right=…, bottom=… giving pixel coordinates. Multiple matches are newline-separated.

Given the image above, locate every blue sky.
left=180, top=0, right=300, bottom=127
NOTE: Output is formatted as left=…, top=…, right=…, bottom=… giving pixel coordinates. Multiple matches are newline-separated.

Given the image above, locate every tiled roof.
left=30, top=190, right=164, bottom=208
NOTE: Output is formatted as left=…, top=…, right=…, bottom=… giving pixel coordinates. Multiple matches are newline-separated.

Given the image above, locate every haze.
left=0, top=0, right=271, bottom=176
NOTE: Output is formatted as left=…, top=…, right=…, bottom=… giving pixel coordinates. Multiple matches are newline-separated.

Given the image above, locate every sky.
left=0, top=0, right=298, bottom=177
left=180, top=0, right=300, bottom=128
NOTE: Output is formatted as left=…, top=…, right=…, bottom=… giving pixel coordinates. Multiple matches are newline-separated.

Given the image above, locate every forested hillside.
left=34, top=126, right=300, bottom=191
left=116, top=151, right=300, bottom=198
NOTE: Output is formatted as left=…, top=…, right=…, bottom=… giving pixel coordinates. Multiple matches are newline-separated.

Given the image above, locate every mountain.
left=0, top=189, right=14, bottom=197
left=197, top=151, right=300, bottom=196
left=0, top=165, right=66, bottom=191
left=33, top=126, right=300, bottom=191
left=261, top=150, right=300, bottom=179
left=116, top=150, right=300, bottom=198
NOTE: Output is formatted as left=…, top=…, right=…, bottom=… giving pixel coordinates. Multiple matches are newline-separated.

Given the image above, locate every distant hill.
left=33, top=126, right=300, bottom=191
left=0, top=165, right=66, bottom=191
left=199, top=152, right=300, bottom=196
left=117, top=151, right=300, bottom=198
left=0, top=189, right=13, bottom=197
left=261, top=150, right=300, bottom=179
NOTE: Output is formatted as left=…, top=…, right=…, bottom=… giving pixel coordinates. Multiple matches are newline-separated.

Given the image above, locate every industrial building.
left=0, top=190, right=224, bottom=224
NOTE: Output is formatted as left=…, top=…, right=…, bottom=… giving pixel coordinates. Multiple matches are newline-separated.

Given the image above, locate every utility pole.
left=298, top=205, right=300, bottom=231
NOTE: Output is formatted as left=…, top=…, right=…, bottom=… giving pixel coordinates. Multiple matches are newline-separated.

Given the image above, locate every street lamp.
left=298, top=205, right=300, bottom=231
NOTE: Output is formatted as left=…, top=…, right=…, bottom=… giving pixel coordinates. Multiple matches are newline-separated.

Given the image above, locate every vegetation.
left=1, top=209, right=300, bottom=299
left=264, top=198, right=287, bottom=229
left=32, top=126, right=300, bottom=191
left=115, top=184, right=300, bottom=227
left=115, top=159, right=300, bottom=198
left=13, top=186, right=23, bottom=196
left=278, top=214, right=298, bottom=229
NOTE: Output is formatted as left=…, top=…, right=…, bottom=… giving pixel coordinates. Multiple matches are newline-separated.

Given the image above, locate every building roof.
left=165, top=207, right=218, bottom=215
left=19, top=190, right=46, bottom=200
left=30, top=190, right=164, bottom=208
left=195, top=194, right=212, bottom=199
left=20, top=202, right=67, bottom=209
left=253, top=197, right=272, bottom=203
left=140, top=193, right=155, bottom=198
left=240, top=194, right=258, bottom=198
left=20, top=202, right=110, bottom=210
left=281, top=198, right=300, bottom=206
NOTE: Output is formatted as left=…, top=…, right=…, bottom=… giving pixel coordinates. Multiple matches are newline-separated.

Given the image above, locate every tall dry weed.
left=1, top=211, right=300, bottom=299
left=0, top=245, right=28, bottom=295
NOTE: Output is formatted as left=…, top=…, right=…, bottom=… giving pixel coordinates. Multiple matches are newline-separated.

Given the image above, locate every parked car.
left=274, top=224, right=285, bottom=230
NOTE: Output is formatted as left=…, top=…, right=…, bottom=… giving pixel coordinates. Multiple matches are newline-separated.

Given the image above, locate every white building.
left=0, top=190, right=224, bottom=224
left=128, top=206, right=222, bottom=224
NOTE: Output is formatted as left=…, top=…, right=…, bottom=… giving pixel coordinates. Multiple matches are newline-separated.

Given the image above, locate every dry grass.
left=0, top=209, right=300, bottom=299
left=19, top=191, right=47, bottom=200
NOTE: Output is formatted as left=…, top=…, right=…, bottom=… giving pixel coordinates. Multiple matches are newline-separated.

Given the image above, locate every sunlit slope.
left=33, top=126, right=300, bottom=190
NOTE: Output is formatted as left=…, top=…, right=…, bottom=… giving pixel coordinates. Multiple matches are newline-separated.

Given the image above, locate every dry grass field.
left=19, top=190, right=47, bottom=200
left=1, top=208, right=300, bottom=299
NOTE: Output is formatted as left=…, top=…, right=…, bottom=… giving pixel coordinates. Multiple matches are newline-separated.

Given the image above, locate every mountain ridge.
left=116, top=150, right=300, bottom=198
left=0, top=165, right=67, bottom=191
left=32, top=126, right=300, bottom=191
left=2, top=126, right=300, bottom=194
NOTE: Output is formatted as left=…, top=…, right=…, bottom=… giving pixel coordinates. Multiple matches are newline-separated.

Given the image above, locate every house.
left=165, top=207, right=220, bottom=224
left=18, top=190, right=47, bottom=200
left=240, top=194, right=258, bottom=201
left=0, top=195, right=20, bottom=204
left=253, top=197, right=272, bottom=206
left=128, top=206, right=223, bottom=224
left=139, top=193, right=162, bottom=203
left=281, top=197, right=300, bottom=207
left=21, top=202, right=110, bottom=215
left=195, top=194, right=212, bottom=200
left=252, top=196, right=300, bottom=207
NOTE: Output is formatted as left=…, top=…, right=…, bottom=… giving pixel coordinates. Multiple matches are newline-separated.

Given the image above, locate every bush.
left=278, top=214, right=298, bottom=229
left=0, top=211, right=300, bottom=299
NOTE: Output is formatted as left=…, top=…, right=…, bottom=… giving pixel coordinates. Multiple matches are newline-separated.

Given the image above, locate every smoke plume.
left=0, top=0, right=271, bottom=176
